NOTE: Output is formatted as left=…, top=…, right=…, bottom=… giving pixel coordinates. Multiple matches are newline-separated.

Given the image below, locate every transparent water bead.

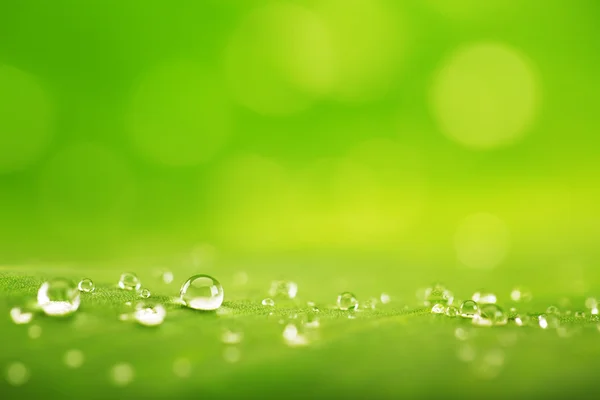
left=424, top=283, right=454, bottom=306
left=268, top=280, right=298, bottom=299
left=337, top=292, right=358, bottom=311
left=446, top=306, right=459, bottom=317
left=262, top=298, right=275, bottom=307
left=118, top=272, right=141, bottom=291
left=78, top=278, right=95, bottom=293
left=431, top=303, right=446, bottom=314
left=538, top=314, right=560, bottom=329
left=361, top=297, right=378, bottom=310
left=460, top=300, right=479, bottom=318
left=140, top=288, right=151, bottom=298
left=575, top=311, right=586, bottom=318
left=180, top=274, right=224, bottom=310
left=546, top=305, right=560, bottom=314
left=133, top=302, right=166, bottom=327
left=37, top=278, right=80, bottom=316
left=10, top=307, right=33, bottom=324
left=473, top=304, right=507, bottom=327
left=472, top=291, right=496, bottom=304
left=510, top=287, right=532, bottom=302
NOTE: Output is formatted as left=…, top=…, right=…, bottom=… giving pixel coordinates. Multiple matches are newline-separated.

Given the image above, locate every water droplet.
left=472, top=291, right=496, bottom=304
left=546, top=305, right=559, bottom=314
left=139, top=288, right=151, bottom=299
left=431, top=303, right=446, bottom=314
left=538, top=314, right=559, bottom=329
left=380, top=293, right=391, bottom=304
left=118, top=272, right=141, bottom=291
left=28, top=324, right=42, bottom=339
left=10, top=307, right=33, bottom=324
left=425, top=284, right=453, bottom=305
left=5, top=362, right=29, bottom=386
left=110, top=363, right=134, bottom=387
left=133, top=302, right=166, bottom=326
left=223, top=346, right=241, bottom=363
left=179, top=274, right=224, bottom=311
left=299, top=311, right=320, bottom=328
left=221, top=327, right=244, bottom=344
left=268, top=280, right=298, bottom=299
left=445, top=306, right=459, bottom=317
left=262, top=298, right=275, bottom=307
left=585, top=297, right=598, bottom=309
left=473, top=304, right=507, bottom=326
left=64, top=349, right=84, bottom=368
left=361, top=297, right=378, bottom=310
left=513, top=314, right=529, bottom=327
left=37, top=278, right=80, bottom=316
left=575, top=311, right=586, bottom=318
left=510, top=287, right=532, bottom=302
left=173, top=357, right=192, bottom=378
left=282, top=323, right=309, bottom=347
left=78, top=278, right=95, bottom=293
left=162, top=271, right=174, bottom=284
left=460, top=300, right=479, bottom=318
left=337, top=292, right=358, bottom=311
left=592, top=307, right=599, bottom=315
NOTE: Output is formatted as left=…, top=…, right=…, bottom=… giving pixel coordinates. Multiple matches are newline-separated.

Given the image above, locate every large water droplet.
left=179, top=274, right=224, bottom=310
left=118, top=272, right=141, bottom=291
left=460, top=300, right=479, bottom=318
left=473, top=304, right=507, bottom=326
left=133, top=302, right=166, bottom=326
left=10, top=307, right=33, bottom=324
left=78, top=278, right=95, bottom=293
left=37, top=278, right=80, bottom=316
left=268, top=280, right=298, bottom=299
left=337, top=292, right=358, bottom=311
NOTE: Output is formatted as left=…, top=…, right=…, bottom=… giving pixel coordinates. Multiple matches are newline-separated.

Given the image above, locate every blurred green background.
left=1, top=0, right=599, bottom=293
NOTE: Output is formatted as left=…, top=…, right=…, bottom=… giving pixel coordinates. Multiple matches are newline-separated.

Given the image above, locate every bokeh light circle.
left=128, top=61, right=230, bottom=167
left=455, top=212, right=510, bottom=270
left=431, top=42, right=539, bottom=150
left=0, top=64, right=54, bottom=173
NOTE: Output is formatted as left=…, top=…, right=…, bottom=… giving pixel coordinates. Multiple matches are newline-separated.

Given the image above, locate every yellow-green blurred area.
left=1, top=0, right=600, bottom=292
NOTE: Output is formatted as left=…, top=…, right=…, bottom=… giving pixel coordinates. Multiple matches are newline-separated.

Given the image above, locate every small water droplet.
left=538, top=314, right=560, bottom=329
left=173, top=357, right=192, bottom=378
left=268, top=280, right=298, bottom=299
left=77, top=278, right=95, bottom=293
left=424, top=284, right=453, bottom=305
left=299, top=311, right=320, bottom=328
left=282, top=323, right=309, bottom=347
left=179, top=274, right=224, bottom=311
left=37, top=278, right=80, bottom=316
left=10, top=307, right=33, bottom=325
left=133, top=302, right=166, bottom=326
left=139, top=288, right=151, bottom=299
left=510, top=287, right=532, bottom=302
left=221, top=327, right=244, bottom=344
left=445, top=306, right=459, bottom=317
left=472, top=291, right=496, bottom=304
left=473, top=304, right=507, bottom=326
left=513, top=314, right=529, bottom=327
left=380, top=293, right=391, bottom=304
left=575, top=311, right=586, bottom=318
left=118, top=272, right=141, bottom=291
left=5, top=362, right=29, bottom=386
left=337, top=292, right=358, bottom=311
left=64, top=349, right=84, bottom=368
left=460, top=300, right=479, bottom=318
left=110, top=363, right=134, bottom=387
left=431, top=303, right=446, bottom=314
left=262, top=298, right=275, bottom=307
left=223, top=346, right=241, bottom=363
left=361, top=297, right=378, bottom=310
